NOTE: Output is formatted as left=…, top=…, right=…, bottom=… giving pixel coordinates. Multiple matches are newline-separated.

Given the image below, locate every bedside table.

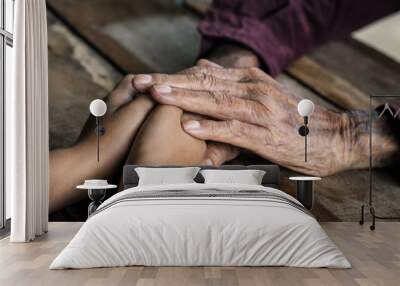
left=289, top=176, right=321, bottom=210
left=77, top=183, right=117, bottom=217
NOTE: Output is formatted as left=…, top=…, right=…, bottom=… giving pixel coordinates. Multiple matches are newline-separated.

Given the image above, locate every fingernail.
left=183, top=120, right=201, bottom=131
left=202, top=159, right=213, bottom=166
left=134, top=74, right=152, bottom=85
left=153, top=84, right=171, bottom=94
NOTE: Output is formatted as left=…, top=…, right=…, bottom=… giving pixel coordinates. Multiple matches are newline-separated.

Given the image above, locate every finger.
left=196, top=59, right=223, bottom=68
left=181, top=112, right=209, bottom=122
left=193, top=62, right=271, bottom=82
left=152, top=87, right=266, bottom=125
left=133, top=71, right=250, bottom=93
left=197, top=66, right=272, bottom=82
left=177, top=59, right=222, bottom=77
left=195, top=66, right=254, bottom=81
left=182, top=119, right=267, bottom=153
left=177, top=59, right=222, bottom=76
left=133, top=65, right=273, bottom=92
left=106, top=74, right=138, bottom=113
left=203, top=142, right=240, bottom=166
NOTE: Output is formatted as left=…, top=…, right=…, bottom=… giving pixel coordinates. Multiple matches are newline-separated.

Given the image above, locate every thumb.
left=107, top=74, right=137, bottom=113
left=202, top=142, right=240, bottom=166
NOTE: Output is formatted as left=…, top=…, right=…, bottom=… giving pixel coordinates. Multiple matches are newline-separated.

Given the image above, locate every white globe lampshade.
left=297, top=99, right=315, bottom=117
left=89, top=99, right=107, bottom=117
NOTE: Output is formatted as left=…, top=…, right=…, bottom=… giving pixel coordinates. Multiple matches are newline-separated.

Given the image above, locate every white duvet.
left=50, top=183, right=350, bottom=269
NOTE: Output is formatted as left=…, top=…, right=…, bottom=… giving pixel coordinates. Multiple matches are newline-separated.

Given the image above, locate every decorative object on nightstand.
left=77, top=180, right=117, bottom=217
left=289, top=176, right=321, bottom=210
left=89, top=99, right=107, bottom=162
left=297, top=99, right=315, bottom=162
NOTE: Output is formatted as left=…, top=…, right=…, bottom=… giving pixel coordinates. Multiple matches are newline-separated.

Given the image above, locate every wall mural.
left=378, top=103, right=400, bottom=118
left=44, top=0, right=400, bottom=225
left=360, top=96, right=400, bottom=230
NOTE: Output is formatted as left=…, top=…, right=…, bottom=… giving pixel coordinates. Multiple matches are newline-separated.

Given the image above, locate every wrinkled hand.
left=130, top=60, right=240, bottom=166
left=132, top=60, right=367, bottom=176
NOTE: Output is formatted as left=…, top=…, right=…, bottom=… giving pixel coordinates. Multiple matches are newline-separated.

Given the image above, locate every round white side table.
left=289, top=176, right=321, bottom=210
left=77, top=184, right=117, bottom=217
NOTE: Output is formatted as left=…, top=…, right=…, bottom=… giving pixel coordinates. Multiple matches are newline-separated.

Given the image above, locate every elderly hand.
left=132, top=60, right=377, bottom=177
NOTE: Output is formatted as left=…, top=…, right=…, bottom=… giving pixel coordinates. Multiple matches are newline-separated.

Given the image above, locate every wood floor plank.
left=6, top=221, right=389, bottom=286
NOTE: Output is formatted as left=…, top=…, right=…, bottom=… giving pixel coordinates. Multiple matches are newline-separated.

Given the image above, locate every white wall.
left=353, top=11, right=400, bottom=63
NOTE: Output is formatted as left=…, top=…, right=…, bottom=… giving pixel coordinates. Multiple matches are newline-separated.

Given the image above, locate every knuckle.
left=205, top=74, right=217, bottom=88
left=151, top=73, right=164, bottom=84
left=195, top=66, right=208, bottom=76
left=196, top=59, right=208, bottom=66
left=207, top=148, right=221, bottom=164
left=185, top=66, right=202, bottom=74
left=187, top=71, right=216, bottom=88
left=248, top=67, right=272, bottom=82
left=209, top=90, right=233, bottom=107
left=207, top=121, right=218, bottom=137
left=246, top=101, right=265, bottom=123
left=182, top=66, right=197, bottom=75
left=123, top=74, right=134, bottom=82
left=207, top=90, right=218, bottom=104
left=226, top=120, right=244, bottom=138
left=186, top=72, right=201, bottom=83
left=246, top=82, right=267, bottom=98
left=248, top=67, right=262, bottom=77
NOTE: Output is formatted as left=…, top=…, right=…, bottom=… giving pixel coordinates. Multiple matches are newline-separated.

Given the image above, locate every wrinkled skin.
left=50, top=71, right=238, bottom=212
left=132, top=60, right=399, bottom=177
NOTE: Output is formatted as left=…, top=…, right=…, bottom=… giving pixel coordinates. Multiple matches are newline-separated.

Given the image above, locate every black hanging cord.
left=304, top=117, right=308, bottom=162
left=96, top=117, right=100, bottom=162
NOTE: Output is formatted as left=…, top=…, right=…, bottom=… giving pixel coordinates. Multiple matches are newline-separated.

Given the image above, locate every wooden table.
left=45, top=0, right=400, bottom=221
left=1, top=222, right=400, bottom=286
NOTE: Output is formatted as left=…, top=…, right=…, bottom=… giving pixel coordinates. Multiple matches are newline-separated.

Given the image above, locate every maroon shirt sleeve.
left=198, top=0, right=400, bottom=76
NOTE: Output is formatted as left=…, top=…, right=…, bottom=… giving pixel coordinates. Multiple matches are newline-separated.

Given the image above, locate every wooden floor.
left=0, top=222, right=399, bottom=286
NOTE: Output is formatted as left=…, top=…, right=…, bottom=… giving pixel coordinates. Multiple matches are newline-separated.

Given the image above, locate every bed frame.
left=122, top=165, right=280, bottom=189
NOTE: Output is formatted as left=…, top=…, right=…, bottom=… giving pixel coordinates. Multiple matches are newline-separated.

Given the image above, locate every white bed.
left=50, top=181, right=350, bottom=269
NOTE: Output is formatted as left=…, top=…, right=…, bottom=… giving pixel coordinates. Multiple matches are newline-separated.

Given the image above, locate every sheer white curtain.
left=8, top=0, right=49, bottom=242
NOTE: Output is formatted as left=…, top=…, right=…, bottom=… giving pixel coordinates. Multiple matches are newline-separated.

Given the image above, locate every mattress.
left=50, top=183, right=350, bottom=269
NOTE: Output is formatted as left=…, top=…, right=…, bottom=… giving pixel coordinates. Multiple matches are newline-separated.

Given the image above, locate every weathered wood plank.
left=308, top=40, right=400, bottom=97
left=184, top=0, right=211, bottom=15
left=287, top=56, right=371, bottom=110
left=48, top=11, right=121, bottom=150
left=277, top=74, right=340, bottom=111
left=47, top=0, right=201, bottom=74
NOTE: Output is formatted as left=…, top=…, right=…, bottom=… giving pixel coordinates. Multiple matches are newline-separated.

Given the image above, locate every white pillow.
left=135, top=167, right=200, bottom=186
left=200, top=169, right=266, bottom=185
